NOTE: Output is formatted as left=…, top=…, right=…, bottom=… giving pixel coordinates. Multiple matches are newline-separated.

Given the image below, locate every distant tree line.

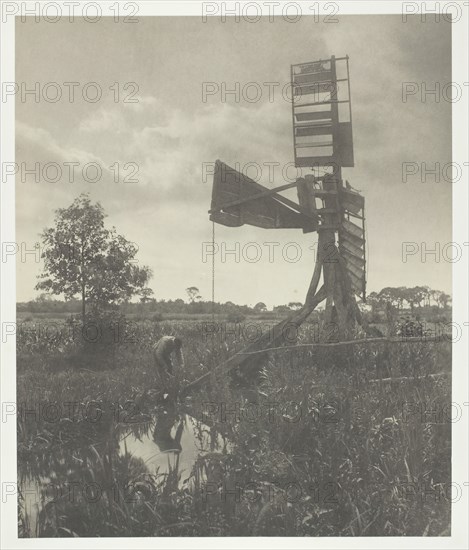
left=18, top=285, right=450, bottom=319
left=367, top=286, right=451, bottom=313
left=17, top=291, right=268, bottom=318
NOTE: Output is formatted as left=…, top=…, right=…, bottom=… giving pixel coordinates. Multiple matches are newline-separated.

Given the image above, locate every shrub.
left=227, top=312, right=245, bottom=323
left=152, top=312, right=164, bottom=322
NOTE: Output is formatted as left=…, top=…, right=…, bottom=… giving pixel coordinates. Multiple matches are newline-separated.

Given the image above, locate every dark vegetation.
left=17, top=310, right=451, bottom=537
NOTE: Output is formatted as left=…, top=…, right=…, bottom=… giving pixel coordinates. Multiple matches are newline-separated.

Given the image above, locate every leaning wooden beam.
left=182, top=228, right=328, bottom=397
left=235, top=336, right=451, bottom=356
left=304, top=242, right=323, bottom=305
left=300, top=372, right=449, bottom=390
left=181, top=315, right=449, bottom=395
left=181, top=285, right=327, bottom=396
left=368, top=372, right=449, bottom=384
left=181, top=230, right=329, bottom=398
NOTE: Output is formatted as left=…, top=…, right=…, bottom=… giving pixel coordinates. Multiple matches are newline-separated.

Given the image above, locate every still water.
left=19, top=404, right=228, bottom=537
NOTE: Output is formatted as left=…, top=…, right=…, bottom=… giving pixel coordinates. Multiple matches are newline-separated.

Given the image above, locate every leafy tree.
left=421, top=285, right=432, bottom=307
left=288, top=302, right=303, bottom=311
left=438, top=292, right=451, bottom=309
left=378, top=287, right=399, bottom=307
left=186, top=286, right=201, bottom=303
left=413, top=286, right=428, bottom=308
left=36, top=194, right=153, bottom=320
left=366, top=291, right=380, bottom=303
left=382, top=286, right=430, bottom=311
left=403, top=286, right=422, bottom=311
left=430, top=289, right=438, bottom=306
left=139, top=287, right=154, bottom=304
left=394, top=287, right=407, bottom=310
left=253, top=302, right=267, bottom=313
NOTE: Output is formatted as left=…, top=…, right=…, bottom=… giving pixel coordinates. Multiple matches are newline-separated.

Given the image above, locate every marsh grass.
left=17, top=317, right=451, bottom=536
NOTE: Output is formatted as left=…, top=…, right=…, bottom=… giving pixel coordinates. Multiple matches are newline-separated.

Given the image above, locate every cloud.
left=79, top=109, right=124, bottom=133
left=17, top=120, right=109, bottom=169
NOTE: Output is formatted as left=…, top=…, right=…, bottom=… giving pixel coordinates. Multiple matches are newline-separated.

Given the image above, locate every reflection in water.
left=18, top=400, right=228, bottom=537
left=120, top=411, right=219, bottom=482
left=154, top=412, right=184, bottom=452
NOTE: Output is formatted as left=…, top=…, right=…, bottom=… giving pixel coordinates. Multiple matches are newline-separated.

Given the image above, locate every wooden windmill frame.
left=184, top=55, right=368, bottom=392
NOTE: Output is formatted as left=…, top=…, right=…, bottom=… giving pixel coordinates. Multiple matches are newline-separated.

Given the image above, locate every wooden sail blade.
left=340, top=238, right=364, bottom=258
left=339, top=190, right=366, bottom=300
left=292, top=56, right=354, bottom=168
left=341, top=219, right=363, bottom=238
left=340, top=187, right=365, bottom=214
left=210, top=160, right=318, bottom=232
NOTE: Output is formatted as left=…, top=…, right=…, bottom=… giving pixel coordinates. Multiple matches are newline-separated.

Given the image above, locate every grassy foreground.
left=17, top=316, right=451, bottom=536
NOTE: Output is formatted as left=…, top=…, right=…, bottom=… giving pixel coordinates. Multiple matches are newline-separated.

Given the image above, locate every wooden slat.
left=294, top=82, right=335, bottom=96
left=340, top=188, right=364, bottom=214
left=340, top=239, right=364, bottom=258
left=345, top=260, right=364, bottom=281
left=295, top=142, right=334, bottom=149
left=340, top=229, right=365, bottom=248
left=347, top=269, right=364, bottom=294
left=342, top=200, right=363, bottom=215
left=342, top=219, right=363, bottom=239
left=209, top=211, right=240, bottom=227
left=295, top=155, right=336, bottom=167
left=341, top=249, right=365, bottom=269
left=294, top=62, right=329, bottom=71
left=295, top=111, right=332, bottom=122
left=293, top=61, right=332, bottom=73
left=295, top=125, right=333, bottom=137
left=293, top=71, right=332, bottom=84
left=296, top=99, right=349, bottom=107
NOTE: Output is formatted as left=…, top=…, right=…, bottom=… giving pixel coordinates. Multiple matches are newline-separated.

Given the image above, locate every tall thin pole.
left=211, top=220, right=215, bottom=324
left=290, top=64, right=297, bottom=167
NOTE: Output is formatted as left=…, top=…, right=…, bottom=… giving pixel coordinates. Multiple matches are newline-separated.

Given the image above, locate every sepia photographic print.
left=1, top=1, right=468, bottom=548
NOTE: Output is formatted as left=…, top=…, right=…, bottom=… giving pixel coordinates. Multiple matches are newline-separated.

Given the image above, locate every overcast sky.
left=15, top=15, right=451, bottom=307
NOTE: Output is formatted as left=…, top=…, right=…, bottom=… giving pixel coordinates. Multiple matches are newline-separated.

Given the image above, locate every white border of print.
left=1, top=1, right=468, bottom=549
